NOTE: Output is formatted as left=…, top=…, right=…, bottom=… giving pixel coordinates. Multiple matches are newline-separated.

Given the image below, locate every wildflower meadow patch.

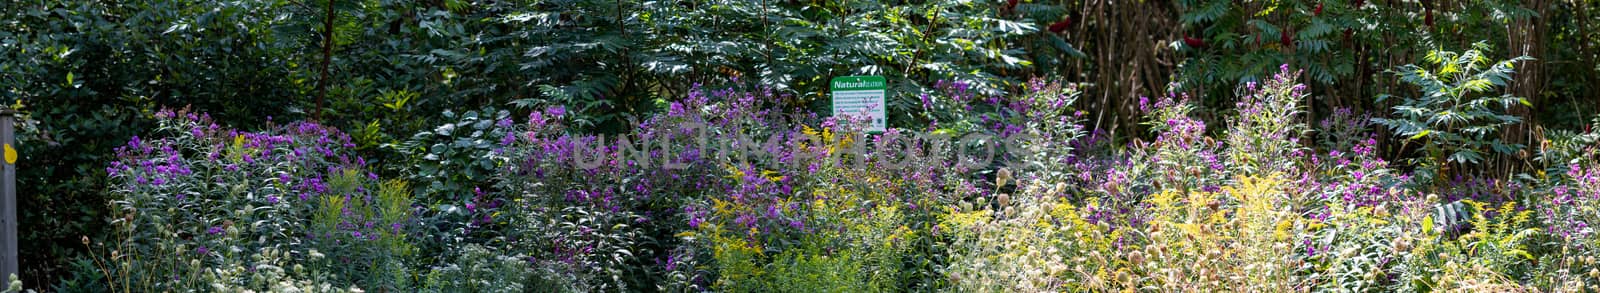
left=89, top=62, right=1600, bottom=292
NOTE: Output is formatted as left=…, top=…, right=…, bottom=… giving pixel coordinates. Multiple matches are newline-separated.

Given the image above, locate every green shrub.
left=395, top=108, right=514, bottom=200
left=420, top=244, right=545, bottom=293
left=96, top=108, right=414, bottom=291
left=1373, top=42, right=1532, bottom=183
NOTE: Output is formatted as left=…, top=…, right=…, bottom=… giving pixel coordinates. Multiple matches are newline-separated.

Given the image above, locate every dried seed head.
left=997, top=193, right=1011, bottom=207
left=1025, top=182, right=1045, bottom=195
left=996, top=168, right=1013, bottom=187
left=1128, top=250, right=1146, bottom=265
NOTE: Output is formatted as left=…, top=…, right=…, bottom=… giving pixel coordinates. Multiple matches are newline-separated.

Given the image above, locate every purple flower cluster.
left=110, top=136, right=193, bottom=194
left=1543, top=157, right=1600, bottom=240
left=108, top=107, right=412, bottom=284
left=496, top=82, right=991, bottom=278
left=1302, top=134, right=1404, bottom=208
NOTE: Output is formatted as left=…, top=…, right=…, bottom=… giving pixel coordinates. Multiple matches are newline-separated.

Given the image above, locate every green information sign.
left=830, top=76, right=887, bottom=133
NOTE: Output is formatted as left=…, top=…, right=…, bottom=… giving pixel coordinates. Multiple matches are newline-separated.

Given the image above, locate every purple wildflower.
left=546, top=106, right=567, bottom=118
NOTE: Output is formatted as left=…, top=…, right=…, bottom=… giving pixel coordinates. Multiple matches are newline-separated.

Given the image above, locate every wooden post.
left=0, top=107, right=15, bottom=280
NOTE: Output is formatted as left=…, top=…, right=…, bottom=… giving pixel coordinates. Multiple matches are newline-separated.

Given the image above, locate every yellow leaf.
left=1422, top=215, right=1434, bottom=234
left=1273, top=219, right=1294, bottom=241
left=760, top=170, right=784, bottom=182
left=3, top=144, right=15, bottom=165
left=724, top=164, right=745, bottom=180
left=1410, top=130, right=1431, bottom=140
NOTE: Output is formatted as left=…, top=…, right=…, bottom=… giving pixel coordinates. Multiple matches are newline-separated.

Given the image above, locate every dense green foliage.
left=2, top=0, right=1599, bottom=291
left=1374, top=43, right=1531, bottom=183
left=1172, top=0, right=1595, bottom=121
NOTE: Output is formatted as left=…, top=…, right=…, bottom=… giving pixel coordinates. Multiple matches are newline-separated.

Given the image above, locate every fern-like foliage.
left=1373, top=42, right=1532, bottom=182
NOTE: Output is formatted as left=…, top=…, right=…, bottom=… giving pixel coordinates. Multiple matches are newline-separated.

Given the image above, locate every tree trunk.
left=316, top=0, right=335, bottom=121
left=1071, top=0, right=1180, bottom=139
left=1501, top=0, right=1550, bottom=177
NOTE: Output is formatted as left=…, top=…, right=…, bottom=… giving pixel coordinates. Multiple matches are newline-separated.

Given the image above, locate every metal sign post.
left=0, top=107, right=15, bottom=280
